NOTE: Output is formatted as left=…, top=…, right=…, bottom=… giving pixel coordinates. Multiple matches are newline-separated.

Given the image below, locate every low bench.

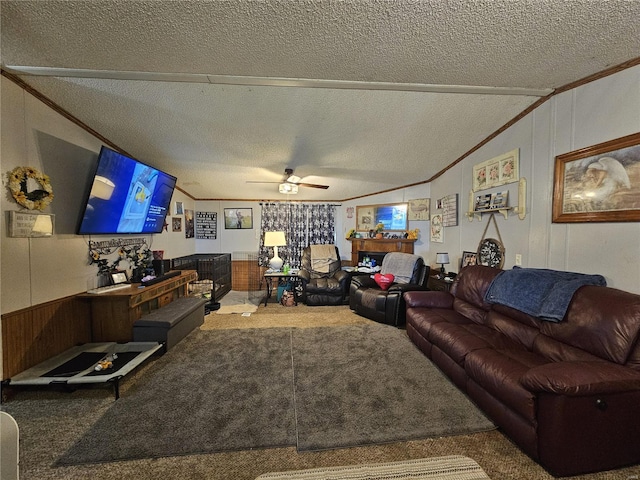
left=133, top=297, right=207, bottom=351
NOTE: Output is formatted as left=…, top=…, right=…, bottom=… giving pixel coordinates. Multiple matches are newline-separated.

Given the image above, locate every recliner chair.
left=349, top=252, right=429, bottom=326
left=298, top=245, right=350, bottom=306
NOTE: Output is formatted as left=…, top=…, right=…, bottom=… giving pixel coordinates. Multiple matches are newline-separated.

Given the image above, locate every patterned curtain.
left=259, top=203, right=336, bottom=268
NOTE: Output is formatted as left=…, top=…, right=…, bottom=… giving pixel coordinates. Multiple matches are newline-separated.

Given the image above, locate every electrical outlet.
left=515, top=254, right=522, bottom=266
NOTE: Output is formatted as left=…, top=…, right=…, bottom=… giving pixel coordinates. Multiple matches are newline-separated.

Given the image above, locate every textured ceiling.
left=2, top=0, right=640, bottom=201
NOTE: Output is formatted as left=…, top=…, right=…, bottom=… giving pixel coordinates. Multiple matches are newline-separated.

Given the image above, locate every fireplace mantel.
left=346, top=238, right=416, bottom=265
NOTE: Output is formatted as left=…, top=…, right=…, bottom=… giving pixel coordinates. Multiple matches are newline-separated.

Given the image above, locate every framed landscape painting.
left=552, top=132, right=640, bottom=223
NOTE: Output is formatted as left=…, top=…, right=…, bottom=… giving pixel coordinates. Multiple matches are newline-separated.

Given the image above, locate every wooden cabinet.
left=78, top=270, right=197, bottom=342
left=346, top=238, right=416, bottom=266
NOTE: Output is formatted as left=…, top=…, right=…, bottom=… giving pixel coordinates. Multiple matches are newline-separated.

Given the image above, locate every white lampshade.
left=436, top=253, right=450, bottom=265
left=264, top=231, right=286, bottom=270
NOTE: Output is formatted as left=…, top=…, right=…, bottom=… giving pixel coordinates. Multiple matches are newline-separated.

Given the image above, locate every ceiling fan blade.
left=297, top=182, right=329, bottom=189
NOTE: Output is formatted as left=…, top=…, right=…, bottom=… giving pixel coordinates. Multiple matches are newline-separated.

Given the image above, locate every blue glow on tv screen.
left=77, top=146, right=177, bottom=235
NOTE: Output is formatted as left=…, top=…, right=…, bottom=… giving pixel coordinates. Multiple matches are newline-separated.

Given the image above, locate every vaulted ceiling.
left=2, top=1, right=640, bottom=201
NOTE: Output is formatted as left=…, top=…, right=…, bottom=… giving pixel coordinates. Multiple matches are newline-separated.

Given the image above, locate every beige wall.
left=340, top=64, right=640, bottom=293
left=2, top=63, right=639, bottom=372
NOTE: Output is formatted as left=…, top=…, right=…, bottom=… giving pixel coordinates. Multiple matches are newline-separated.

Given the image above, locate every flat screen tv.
left=77, top=146, right=177, bottom=235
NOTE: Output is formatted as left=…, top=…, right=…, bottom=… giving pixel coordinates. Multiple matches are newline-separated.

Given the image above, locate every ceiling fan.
left=247, top=168, right=329, bottom=191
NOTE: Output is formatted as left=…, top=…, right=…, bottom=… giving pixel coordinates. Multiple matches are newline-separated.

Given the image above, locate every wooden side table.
left=427, top=275, right=455, bottom=292
left=261, top=272, right=300, bottom=306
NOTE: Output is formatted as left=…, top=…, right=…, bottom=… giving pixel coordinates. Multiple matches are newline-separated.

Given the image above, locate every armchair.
left=298, top=245, right=350, bottom=306
left=349, top=252, right=429, bottom=326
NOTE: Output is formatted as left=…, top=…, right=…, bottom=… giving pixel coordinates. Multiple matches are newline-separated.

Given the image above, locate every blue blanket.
left=483, top=267, right=606, bottom=322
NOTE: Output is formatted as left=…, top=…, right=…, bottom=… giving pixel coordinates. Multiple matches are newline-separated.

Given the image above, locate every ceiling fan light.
left=279, top=183, right=298, bottom=194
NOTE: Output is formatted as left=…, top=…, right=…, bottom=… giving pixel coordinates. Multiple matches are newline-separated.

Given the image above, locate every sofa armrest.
left=350, top=274, right=377, bottom=289
left=520, top=361, right=640, bottom=396
left=388, top=283, right=428, bottom=294
left=297, top=269, right=311, bottom=283
left=404, top=290, right=454, bottom=309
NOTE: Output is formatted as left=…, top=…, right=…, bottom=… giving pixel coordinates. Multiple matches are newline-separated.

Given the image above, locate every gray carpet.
left=57, top=324, right=494, bottom=465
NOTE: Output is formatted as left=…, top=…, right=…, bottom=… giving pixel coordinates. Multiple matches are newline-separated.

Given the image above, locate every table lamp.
left=436, top=252, right=450, bottom=274
left=264, top=231, right=286, bottom=270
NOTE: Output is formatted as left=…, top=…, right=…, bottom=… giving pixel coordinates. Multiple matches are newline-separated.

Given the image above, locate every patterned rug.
left=255, top=455, right=491, bottom=479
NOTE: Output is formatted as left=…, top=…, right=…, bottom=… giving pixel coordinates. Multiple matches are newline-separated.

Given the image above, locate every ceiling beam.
left=3, top=65, right=554, bottom=97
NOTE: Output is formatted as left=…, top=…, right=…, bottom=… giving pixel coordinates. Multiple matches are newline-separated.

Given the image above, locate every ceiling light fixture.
left=279, top=183, right=298, bottom=194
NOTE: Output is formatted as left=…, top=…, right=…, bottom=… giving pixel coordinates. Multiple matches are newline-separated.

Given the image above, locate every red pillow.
left=374, top=273, right=395, bottom=291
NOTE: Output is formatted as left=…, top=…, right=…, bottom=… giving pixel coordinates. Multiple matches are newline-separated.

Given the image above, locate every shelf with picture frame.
left=465, top=177, right=527, bottom=221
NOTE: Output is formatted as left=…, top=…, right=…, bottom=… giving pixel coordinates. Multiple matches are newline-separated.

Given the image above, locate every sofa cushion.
left=451, top=265, right=502, bottom=312
left=541, top=285, right=640, bottom=365
left=484, top=310, right=540, bottom=351
left=465, top=348, right=548, bottom=422
left=406, top=307, right=472, bottom=340
left=430, top=322, right=526, bottom=366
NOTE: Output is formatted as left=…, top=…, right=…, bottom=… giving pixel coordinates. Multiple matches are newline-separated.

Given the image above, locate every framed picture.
left=460, top=251, right=477, bottom=269
left=172, top=217, right=182, bottom=232
left=552, top=132, right=640, bottom=223
left=110, top=270, right=128, bottom=285
left=408, top=198, right=430, bottom=220
left=490, top=191, right=509, bottom=209
left=473, top=149, right=520, bottom=191
left=356, top=203, right=408, bottom=231
left=474, top=194, right=492, bottom=211
left=224, top=208, right=253, bottom=229
left=185, top=209, right=194, bottom=238
left=430, top=213, right=443, bottom=243
left=174, top=201, right=184, bottom=215
left=441, top=193, right=458, bottom=226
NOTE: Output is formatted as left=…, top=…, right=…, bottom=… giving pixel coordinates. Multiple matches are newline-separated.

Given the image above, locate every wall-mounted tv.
left=77, top=146, right=177, bottom=235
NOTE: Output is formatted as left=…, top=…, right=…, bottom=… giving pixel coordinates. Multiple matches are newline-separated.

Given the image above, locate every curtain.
left=259, top=203, right=336, bottom=268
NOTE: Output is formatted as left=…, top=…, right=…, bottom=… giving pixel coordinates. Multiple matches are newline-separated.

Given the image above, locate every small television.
left=77, top=146, right=177, bottom=235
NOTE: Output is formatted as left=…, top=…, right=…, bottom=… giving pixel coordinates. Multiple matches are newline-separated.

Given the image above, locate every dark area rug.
left=57, top=324, right=494, bottom=465
left=292, top=324, right=495, bottom=451
left=57, top=329, right=296, bottom=465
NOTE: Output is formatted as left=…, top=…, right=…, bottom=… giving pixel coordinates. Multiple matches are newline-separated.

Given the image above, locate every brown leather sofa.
left=404, top=265, right=640, bottom=477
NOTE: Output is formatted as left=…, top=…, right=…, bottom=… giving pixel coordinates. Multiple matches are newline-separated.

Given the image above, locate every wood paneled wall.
left=1, top=295, right=92, bottom=380
left=232, top=259, right=263, bottom=291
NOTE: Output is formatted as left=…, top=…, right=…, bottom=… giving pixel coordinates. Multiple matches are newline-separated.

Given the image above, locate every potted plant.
left=375, top=223, right=384, bottom=239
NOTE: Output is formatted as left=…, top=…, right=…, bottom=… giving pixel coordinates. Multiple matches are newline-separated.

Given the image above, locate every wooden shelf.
left=466, top=207, right=512, bottom=221
left=346, top=238, right=416, bottom=266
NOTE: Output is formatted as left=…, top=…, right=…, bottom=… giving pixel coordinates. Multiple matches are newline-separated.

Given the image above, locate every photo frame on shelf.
left=490, top=191, right=509, bottom=209
left=224, top=208, right=253, bottom=229
left=474, top=194, right=492, bottom=211
left=552, top=131, right=640, bottom=223
left=460, top=251, right=477, bottom=269
left=110, top=270, right=129, bottom=285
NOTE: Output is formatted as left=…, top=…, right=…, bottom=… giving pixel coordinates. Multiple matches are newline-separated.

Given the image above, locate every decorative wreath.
left=7, top=166, right=54, bottom=210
